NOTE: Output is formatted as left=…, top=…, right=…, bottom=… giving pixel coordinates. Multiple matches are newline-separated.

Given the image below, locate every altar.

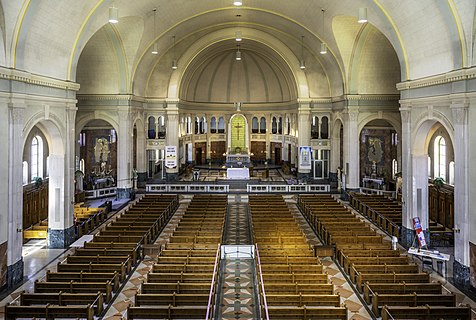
left=227, top=167, right=250, bottom=179
left=225, top=153, right=251, bottom=168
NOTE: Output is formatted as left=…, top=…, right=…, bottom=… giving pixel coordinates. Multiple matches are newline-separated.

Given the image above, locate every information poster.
left=165, top=146, right=177, bottom=169
left=299, top=146, right=312, bottom=170
left=413, top=217, right=427, bottom=248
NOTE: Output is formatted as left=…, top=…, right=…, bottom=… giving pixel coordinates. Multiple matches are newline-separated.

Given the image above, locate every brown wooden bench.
left=18, top=291, right=104, bottom=315
left=363, top=282, right=442, bottom=304
left=5, top=304, right=95, bottom=320
left=127, top=305, right=208, bottom=319
left=381, top=305, right=471, bottom=320
left=372, top=293, right=456, bottom=316
left=34, top=280, right=113, bottom=303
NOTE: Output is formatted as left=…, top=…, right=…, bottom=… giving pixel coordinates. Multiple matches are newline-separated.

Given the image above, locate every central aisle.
left=216, top=194, right=260, bottom=320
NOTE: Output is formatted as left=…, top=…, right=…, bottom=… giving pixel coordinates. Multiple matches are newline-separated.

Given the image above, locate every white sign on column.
left=165, top=146, right=177, bottom=169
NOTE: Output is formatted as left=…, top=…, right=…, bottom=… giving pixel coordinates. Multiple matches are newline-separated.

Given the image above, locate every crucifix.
left=234, top=123, right=243, bottom=141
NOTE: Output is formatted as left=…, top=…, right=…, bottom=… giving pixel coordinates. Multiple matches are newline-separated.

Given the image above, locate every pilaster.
left=343, top=107, right=360, bottom=189
left=7, top=103, right=24, bottom=284
left=165, top=100, right=180, bottom=181
left=451, top=103, right=469, bottom=269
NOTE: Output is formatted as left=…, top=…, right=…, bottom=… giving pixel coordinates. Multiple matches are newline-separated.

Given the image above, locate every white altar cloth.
left=227, top=168, right=249, bottom=179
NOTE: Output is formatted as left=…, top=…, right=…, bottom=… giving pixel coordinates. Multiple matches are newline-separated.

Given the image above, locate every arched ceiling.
left=1, top=0, right=474, bottom=98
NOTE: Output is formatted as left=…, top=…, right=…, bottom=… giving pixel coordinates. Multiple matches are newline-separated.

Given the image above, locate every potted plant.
left=433, top=177, right=445, bottom=190
left=32, top=176, right=43, bottom=188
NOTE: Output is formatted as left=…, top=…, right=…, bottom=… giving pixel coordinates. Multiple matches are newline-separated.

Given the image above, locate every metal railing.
left=205, top=244, right=221, bottom=320
left=247, top=184, right=330, bottom=193
left=84, top=187, right=117, bottom=199
left=359, top=187, right=396, bottom=198
left=146, top=184, right=229, bottom=193
left=255, top=245, right=270, bottom=320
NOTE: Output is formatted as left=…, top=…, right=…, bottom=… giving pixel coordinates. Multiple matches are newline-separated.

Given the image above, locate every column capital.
left=399, top=108, right=411, bottom=124
left=117, top=109, right=130, bottom=122
left=344, top=107, right=359, bottom=122
left=450, top=103, right=469, bottom=125
left=9, top=104, right=25, bottom=124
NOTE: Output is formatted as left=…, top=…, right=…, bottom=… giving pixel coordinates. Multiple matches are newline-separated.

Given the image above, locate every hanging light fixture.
left=358, top=7, right=368, bottom=23
left=151, top=8, right=158, bottom=54
left=172, top=35, right=178, bottom=70
left=109, top=3, right=118, bottom=24
left=300, top=35, right=306, bottom=69
left=236, top=45, right=242, bottom=61
left=320, top=9, right=327, bottom=55
left=233, top=0, right=243, bottom=6
left=235, top=31, right=242, bottom=42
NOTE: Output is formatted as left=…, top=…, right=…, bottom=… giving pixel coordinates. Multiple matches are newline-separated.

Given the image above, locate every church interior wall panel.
left=250, top=141, right=266, bottom=162
left=22, top=182, right=48, bottom=230
left=0, top=241, right=6, bottom=290
left=471, top=242, right=476, bottom=288
left=194, top=142, right=206, bottom=165
left=210, top=141, right=225, bottom=162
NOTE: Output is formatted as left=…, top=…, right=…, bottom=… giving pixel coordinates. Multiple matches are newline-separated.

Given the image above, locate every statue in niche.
left=94, top=138, right=110, bottom=164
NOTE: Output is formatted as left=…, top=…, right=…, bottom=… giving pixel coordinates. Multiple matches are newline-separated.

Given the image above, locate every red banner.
left=413, top=217, right=427, bottom=248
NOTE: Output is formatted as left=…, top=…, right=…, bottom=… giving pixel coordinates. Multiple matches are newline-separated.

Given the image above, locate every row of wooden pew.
left=127, top=194, right=227, bottom=319
left=250, top=194, right=348, bottom=320
left=74, top=203, right=110, bottom=238
left=5, top=194, right=179, bottom=320
left=298, top=194, right=472, bottom=320
left=348, top=192, right=401, bottom=238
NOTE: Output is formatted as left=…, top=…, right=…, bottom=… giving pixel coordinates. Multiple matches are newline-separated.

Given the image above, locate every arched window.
left=251, top=117, right=259, bottom=134
left=259, top=117, right=266, bottom=134
left=23, top=161, right=28, bottom=185
left=147, top=116, right=156, bottom=139
left=31, top=136, right=43, bottom=180
left=194, top=117, right=199, bottom=134
left=434, top=136, right=446, bottom=180
left=449, top=161, right=455, bottom=185
left=158, top=116, right=166, bottom=138
left=278, top=117, right=283, bottom=134
left=187, top=116, right=192, bottom=134
left=320, top=116, right=329, bottom=139
left=272, top=117, right=277, bottom=134
left=218, top=117, right=225, bottom=133
left=286, top=116, right=291, bottom=135
left=311, top=116, right=318, bottom=139
left=200, top=117, right=206, bottom=134
left=392, top=159, right=398, bottom=178
left=210, top=117, right=217, bottom=133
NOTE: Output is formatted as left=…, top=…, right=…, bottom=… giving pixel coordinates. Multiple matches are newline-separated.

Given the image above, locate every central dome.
left=181, top=48, right=296, bottom=104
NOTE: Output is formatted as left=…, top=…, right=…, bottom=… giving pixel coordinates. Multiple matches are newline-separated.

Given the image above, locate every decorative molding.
left=397, top=67, right=476, bottom=91
left=344, top=94, right=400, bottom=101
left=0, top=67, right=80, bottom=91
left=9, top=106, right=24, bottom=123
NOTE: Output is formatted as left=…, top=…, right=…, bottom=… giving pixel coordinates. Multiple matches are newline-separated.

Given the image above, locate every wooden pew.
left=134, top=293, right=209, bottom=307
left=46, top=270, right=120, bottom=291
left=18, top=291, right=104, bottom=315
left=363, top=282, right=442, bottom=304
left=5, top=304, right=95, bottom=320
left=34, top=280, right=113, bottom=303
left=356, top=272, right=430, bottom=292
left=266, top=306, right=348, bottom=320
left=381, top=305, right=472, bottom=320
left=127, top=305, right=208, bottom=319
left=372, top=293, right=456, bottom=316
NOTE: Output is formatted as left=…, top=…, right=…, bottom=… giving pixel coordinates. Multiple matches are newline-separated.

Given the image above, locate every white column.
left=297, top=101, right=311, bottom=175
left=48, top=154, right=66, bottom=229
left=166, top=100, right=180, bottom=178
left=412, top=154, right=429, bottom=230
left=330, top=117, right=341, bottom=173
left=400, top=107, right=413, bottom=229
left=117, top=109, right=132, bottom=189
left=343, top=108, right=360, bottom=188
left=64, top=106, right=76, bottom=229
left=136, top=117, right=147, bottom=173
left=7, top=103, right=24, bottom=272
left=451, top=103, right=469, bottom=266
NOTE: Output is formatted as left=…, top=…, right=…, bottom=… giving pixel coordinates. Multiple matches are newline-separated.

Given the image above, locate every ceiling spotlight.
left=236, top=46, right=242, bottom=61
left=300, top=35, right=306, bottom=69
left=235, top=31, right=242, bottom=42
left=172, top=60, right=178, bottom=70
left=358, top=7, right=368, bottom=23
left=300, top=59, right=306, bottom=70
left=233, top=0, right=243, bottom=6
left=320, top=43, right=327, bottom=55
left=151, top=43, right=158, bottom=55
left=109, top=5, right=118, bottom=24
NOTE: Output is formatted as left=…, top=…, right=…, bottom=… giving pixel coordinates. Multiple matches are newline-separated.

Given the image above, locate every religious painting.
left=94, top=137, right=110, bottom=164
left=367, top=136, right=384, bottom=164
